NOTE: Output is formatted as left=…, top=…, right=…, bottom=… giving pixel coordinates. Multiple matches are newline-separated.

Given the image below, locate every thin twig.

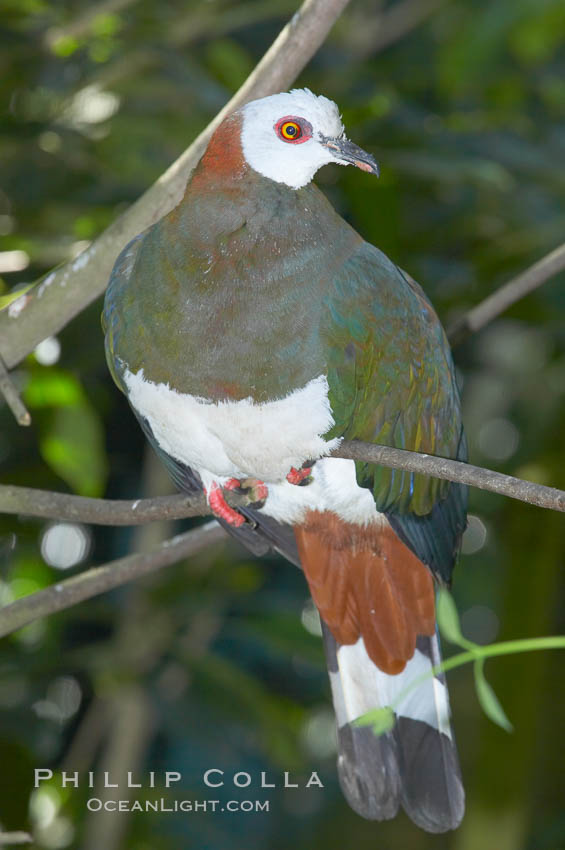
left=0, top=521, right=227, bottom=640
left=0, top=354, right=30, bottom=426
left=448, top=241, right=565, bottom=345
left=0, top=0, right=353, bottom=373
left=1, top=441, right=564, bottom=525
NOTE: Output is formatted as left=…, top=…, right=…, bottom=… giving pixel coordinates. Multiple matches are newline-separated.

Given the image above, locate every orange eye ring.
left=274, top=115, right=312, bottom=144
left=280, top=121, right=302, bottom=140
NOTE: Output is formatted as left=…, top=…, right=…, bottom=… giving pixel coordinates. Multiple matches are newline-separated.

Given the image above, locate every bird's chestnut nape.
left=274, top=115, right=313, bottom=144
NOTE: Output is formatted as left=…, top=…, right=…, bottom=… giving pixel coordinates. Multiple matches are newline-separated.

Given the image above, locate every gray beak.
left=321, top=136, right=379, bottom=176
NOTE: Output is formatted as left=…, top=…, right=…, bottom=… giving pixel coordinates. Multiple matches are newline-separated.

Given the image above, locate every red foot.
left=207, top=482, right=246, bottom=527
left=224, top=477, right=268, bottom=503
left=247, top=480, right=268, bottom=502
left=286, top=466, right=312, bottom=485
left=223, top=478, right=242, bottom=491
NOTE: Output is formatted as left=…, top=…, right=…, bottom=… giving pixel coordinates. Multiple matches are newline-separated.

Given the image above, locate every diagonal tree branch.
left=448, top=240, right=565, bottom=346
left=0, top=0, right=353, bottom=373
left=0, top=353, right=30, bottom=426
left=2, top=440, right=564, bottom=525
left=0, top=0, right=562, bottom=424
left=0, top=521, right=227, bottom=640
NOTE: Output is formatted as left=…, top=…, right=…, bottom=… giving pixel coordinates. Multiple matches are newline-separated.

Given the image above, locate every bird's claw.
left=207, top=482, right=246, bottom=527
left=286, top=465, right=313, bottom=486
left=225, top=477, right=268, bottom=506
left=206, top=477, right=269, bottom=527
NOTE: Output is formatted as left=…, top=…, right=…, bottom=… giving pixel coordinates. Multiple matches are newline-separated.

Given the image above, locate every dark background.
left=1, top=1, right=564, bottom=848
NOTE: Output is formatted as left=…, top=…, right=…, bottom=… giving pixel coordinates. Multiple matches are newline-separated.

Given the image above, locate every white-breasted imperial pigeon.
left=103, top=89, right=467, bottom=833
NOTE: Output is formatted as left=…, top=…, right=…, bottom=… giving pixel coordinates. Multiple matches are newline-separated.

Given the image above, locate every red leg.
left=224, top=477, right=268, bottom=503
left=286, top=466, right=312, bottom=485
left=206, top=482, right=246, bottom=527
left=241, top=478, right=268, bottom=502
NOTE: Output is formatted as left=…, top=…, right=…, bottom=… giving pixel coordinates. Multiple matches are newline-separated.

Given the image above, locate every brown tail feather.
left=295, top=510, right=435, bottom=675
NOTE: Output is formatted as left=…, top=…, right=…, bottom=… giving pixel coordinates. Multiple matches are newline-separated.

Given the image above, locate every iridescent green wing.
left=324, top=242, right=467, bottom=583
left=102, top=233, right=146, bottom=393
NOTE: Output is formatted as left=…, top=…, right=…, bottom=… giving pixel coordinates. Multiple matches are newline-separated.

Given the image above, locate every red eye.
left=274, top=116, right=312, bottom=144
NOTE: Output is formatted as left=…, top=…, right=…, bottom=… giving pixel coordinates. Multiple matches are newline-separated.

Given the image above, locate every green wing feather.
left=324, top=242, right=464, bottom=518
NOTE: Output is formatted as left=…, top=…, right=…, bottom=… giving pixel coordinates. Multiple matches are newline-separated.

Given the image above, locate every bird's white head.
left=240, top=89, right=379, bottom=190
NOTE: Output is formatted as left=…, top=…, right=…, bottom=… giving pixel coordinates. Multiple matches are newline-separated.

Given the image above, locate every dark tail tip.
left=395, top=716, right=465, bottom=832
left=336, top=723, right=401, bottom=821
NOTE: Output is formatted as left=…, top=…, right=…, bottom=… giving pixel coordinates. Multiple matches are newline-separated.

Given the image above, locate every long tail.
left=322, top=622, right=465, bottom=832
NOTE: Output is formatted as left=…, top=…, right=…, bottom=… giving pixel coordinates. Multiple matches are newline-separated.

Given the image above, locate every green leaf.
left=24, top=368, right=108, bottom=495
left=437, top=588, right=469, bottom=648
left=0, top=283, right=33, bottom=311
left=206, top=39, right=254, bottom=89
left=353, top=707, right=395, bottom=736
left=24, top=370, right=84, bottom=408
left=50, top=35, right=80, bottom=57
left=41, top=402, right=108, bottom=497
left=474, top=659, right=513, bottom=733
left=91, top=13, right=121, bottom=38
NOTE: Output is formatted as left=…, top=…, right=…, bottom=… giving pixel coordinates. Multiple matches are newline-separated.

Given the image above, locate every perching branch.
left=0, top=521, right=227, bottom=640
left=2, top=440, right=564, bottom=526
left=331, top=441, right=565, bottom=512
left=0, top=0, right=353, bottom=373
left=1, top=439, right=564, bottom=641
left=448, top=240, right=565, bottom=346
left=0, top=487, right=208, bottom=525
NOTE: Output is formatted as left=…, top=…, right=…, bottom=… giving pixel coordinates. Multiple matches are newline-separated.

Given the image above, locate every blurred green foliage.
left=24, top=369, right=108, bottom=496
left=1, top=1, right=564, bottom=848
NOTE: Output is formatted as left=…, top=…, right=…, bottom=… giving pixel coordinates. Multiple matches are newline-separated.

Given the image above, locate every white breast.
left=124, top=367, right=339, bottom=480
left=124, top=367, right=382, bottom=526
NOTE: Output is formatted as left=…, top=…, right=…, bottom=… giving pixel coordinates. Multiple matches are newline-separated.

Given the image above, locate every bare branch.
left=0, top=521, right=227, bottom=640
left=448, top=241, right=565, bottom=346
left=2, top=441, right=564, bottom=526
left=1, top=438, right=564, bottom=640
left=331, top=442, right=565, bottom=512
left=0, top=353, right=30, bottom=426
left=1, top=486, right=208, bottom=525
left=0, top=0, right=353, bottom=373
